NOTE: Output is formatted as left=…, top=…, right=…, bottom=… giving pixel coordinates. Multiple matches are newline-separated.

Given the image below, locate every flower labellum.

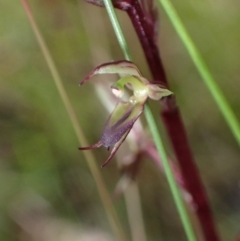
left=79, top=60, right=172, bottom=167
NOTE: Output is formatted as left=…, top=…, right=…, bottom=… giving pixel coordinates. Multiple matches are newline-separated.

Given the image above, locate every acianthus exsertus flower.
left=79, top=60, right=172, bottom=167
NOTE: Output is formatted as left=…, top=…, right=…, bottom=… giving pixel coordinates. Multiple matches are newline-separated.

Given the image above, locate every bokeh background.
left=0, top=0, right=240, bottom=240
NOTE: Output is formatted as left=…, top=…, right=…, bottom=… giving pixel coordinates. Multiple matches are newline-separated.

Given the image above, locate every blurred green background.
left=0, top=0, right=240, bottom=240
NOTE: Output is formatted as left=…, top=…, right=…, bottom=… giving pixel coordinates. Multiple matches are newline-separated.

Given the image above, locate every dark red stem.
left=162, top=105, right=219, bottom=241
left=114, top=0, right=220, bottom=240
left=110, top=0, right=167, bottom=84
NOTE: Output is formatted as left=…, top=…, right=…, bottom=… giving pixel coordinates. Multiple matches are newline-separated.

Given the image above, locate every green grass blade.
left=144, top=104, right=197, bottom=241
left=102, top=0, right=197, bottom=240
left=158, top=0, right=240, bottom=146
left=21, top=1, right=127, bottom=241
left=102, top=0, right=131, bottom=61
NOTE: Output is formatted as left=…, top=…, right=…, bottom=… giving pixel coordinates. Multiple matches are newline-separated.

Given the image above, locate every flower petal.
left=101, top=131, right=130, bottom=167
left=147, top=84, right=173, bottom=100
left=101, top=101, right=144, bottom=148
left=111, top=76, right=148, bottom=102
left=80, top=60, right=143, bottom=86
left=78, top=141, right=102, bottom=150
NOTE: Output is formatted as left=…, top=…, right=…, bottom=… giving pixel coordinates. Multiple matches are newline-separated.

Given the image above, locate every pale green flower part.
left=79, top=60, right=173, bottom=167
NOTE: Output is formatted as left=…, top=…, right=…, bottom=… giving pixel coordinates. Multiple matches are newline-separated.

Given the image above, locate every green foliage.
left=0, top=0, right=240, bottom=240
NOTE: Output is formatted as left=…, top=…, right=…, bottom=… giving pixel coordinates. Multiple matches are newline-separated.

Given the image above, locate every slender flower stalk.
left=101, top=0, right=197, bottom=240
left=21, top=1, right=127, bottom=241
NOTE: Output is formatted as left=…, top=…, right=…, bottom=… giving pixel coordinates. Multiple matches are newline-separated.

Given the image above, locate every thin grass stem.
left=124, top=182, right=147, bottom=241
left=144, top=104, right=197, bottom=241
left=158, top=0, right=240, bottom=146
left=102, top=0, right=197, bottom=240
left=21, top=1, right=127, bottom=241
left=102, top=0, right=131, bottom=61
left=79, top=4, right=147, bottom=241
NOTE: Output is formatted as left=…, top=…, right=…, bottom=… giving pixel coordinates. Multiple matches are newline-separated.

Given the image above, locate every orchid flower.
left=79, top=60, right=172, bottom=167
